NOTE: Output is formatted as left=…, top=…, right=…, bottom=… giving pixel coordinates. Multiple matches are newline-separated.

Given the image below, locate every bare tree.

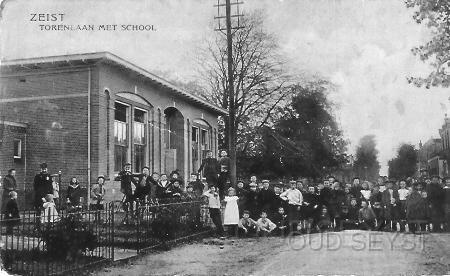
left=197, top=11, right=292, bottom=153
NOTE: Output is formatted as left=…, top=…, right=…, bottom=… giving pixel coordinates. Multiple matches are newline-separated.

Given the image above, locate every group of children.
left=201, top=175, right=450, bottom=237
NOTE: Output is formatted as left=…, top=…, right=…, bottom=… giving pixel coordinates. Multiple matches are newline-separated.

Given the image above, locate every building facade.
left=0, top=52, right=226, bottom=192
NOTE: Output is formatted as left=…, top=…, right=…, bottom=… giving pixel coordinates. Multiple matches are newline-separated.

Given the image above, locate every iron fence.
left=0, top=198, right=215, bottom=275
left=0, top=202, right=114, bottom=276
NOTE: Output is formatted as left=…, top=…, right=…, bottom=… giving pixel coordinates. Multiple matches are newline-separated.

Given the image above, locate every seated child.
left=41, top=194, right=60, bottom=224
left=256, top=211, right=277, bottom=237
left=272, top=206, right=288, bottom=236
left=358, top=201, right=376, bottom=230
left=171, top=180, right=183, bottom=200
left=316, top=206, right=332, bottom=231
left=238, top=210, right=258, bottom=237
left=4, top=191, right=20, bottom=234
left=342, top=198, right=360, bottom=230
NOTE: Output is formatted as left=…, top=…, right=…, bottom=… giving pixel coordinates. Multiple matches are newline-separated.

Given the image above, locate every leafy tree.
left=353, top=135, right=380, bottom=181
left=405, top=0, right=450, bottom=88
left=388, top=143, right=418, bottom=179
left=238, top=81, right=348, bottom=179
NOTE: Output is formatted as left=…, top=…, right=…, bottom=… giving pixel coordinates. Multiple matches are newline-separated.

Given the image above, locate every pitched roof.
left=0, top=52, right=227, bottom=115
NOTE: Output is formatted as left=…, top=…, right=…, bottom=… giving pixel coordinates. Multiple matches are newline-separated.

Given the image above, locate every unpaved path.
left=94, top=231, right=450, bottom=275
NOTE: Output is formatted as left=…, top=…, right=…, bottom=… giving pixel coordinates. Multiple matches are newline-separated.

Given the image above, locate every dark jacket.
left=4, top=198, right=20, bottom=223
left=381, top=189, right=400, bottom=220
left=406, top=190, right=428, bottom=221
left=189, top=180, right=205, bottom=197
left=317, top=187, right=331, bottom=208
left=117, top=171, right=138, bottom=195
left=2, top=175, right=17, bottom=192
left=218, top=157, right=230, bottom=173
left=258, top=188, right=277, bottom=213
left=33, top=172, right=53, bottom=207
left=198, top=157, right=219, bottom=176
left=426, top=183, right=445, bottom=210
left=272, top=212, right=288, bottom=228
left=329, top=189, right=346, bottom=218
left=67, top=184, right=83, bottom=206
left=134, top=174, right=152, bottom=200
left=155, top=180, right=172, bottom=199
left=245, top=190, right=259, bottom=219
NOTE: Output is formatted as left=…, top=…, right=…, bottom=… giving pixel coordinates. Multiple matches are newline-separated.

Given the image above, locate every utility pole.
left=214, top=0, right=244, bottom=187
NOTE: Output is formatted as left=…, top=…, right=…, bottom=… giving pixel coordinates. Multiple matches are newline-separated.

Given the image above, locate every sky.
left=1, top=0, right=449, bottom=175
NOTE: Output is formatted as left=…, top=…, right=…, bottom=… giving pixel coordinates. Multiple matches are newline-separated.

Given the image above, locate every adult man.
left=117, top=163, right=137, bottom=224
left=33, top=163, right=53, bottom=212
left=2, top=169, right=17, bottom=212
left=426, top=175, right=445, bottom=232
left=218, top=150, right=230, bottom=199
left=197, top=150, right=219, bottom=187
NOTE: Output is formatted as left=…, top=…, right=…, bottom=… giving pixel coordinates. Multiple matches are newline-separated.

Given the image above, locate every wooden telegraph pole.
left=214, top=0, right=244, bottom=187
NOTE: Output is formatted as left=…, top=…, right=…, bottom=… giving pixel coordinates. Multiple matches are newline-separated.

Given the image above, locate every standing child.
left=4, top=191, right=20, bottom=234
left=398, top=180, right=409, bottom=232
left=203, top=186, right=224, bottom=237
left=51, top=175, right=60, bottom=208
left=41, top=194, right=60, bottom=224
left=223, top=187, right=240, bottom=236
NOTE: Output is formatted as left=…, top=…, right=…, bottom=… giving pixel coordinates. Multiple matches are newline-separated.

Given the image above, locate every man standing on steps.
left=198, top=150, right=219, bottom=189
left=218, top=150, right=230, bottom=200
left=117, top=162, right=138, bottom=224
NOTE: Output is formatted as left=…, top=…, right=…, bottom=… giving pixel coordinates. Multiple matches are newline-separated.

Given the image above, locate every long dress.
left=223, top=196, right=239, bottom=225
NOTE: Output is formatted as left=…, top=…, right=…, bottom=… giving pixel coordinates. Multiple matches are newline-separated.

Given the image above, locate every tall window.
left=133, top=109, right=146, bottom=173
left=13, top=139, right=22, bottom=159
left=201, top=129, right=208, bottom=159
left=114, top=102, right=128, bottom=171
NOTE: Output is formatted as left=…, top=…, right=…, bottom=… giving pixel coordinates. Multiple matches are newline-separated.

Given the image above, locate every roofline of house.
left=0, top=52, right=228, bottom=115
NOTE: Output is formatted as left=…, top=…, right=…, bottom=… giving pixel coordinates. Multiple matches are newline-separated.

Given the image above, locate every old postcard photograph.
left=0, top=0, right=449, bottom=275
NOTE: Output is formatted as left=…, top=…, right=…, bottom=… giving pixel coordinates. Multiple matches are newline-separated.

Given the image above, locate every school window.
left=13, top=139, right=22, bottom=159
left=114, top=102, right=129, bottom=171
left=133, top=108, right=146, bottom=173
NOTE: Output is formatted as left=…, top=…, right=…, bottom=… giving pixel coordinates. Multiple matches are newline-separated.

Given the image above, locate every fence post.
left=136, top=202, right=140, bottom=254
left=111, top=201, right=114, bottom=261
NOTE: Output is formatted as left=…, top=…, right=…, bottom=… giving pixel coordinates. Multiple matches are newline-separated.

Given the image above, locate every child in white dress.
left=223, top=187, right=239, bottom=236
left=41, top=194, right=60, bottom=224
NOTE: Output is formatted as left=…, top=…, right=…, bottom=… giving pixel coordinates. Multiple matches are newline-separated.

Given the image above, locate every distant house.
left=438, top=114, right=450, bottom=177
left=418, top=138, right=443, bottom=177
left=0, top=52, right=227, bottom=191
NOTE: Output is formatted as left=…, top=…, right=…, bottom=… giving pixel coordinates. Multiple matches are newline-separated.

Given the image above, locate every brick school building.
left=0, top=52, right=226, bottom=203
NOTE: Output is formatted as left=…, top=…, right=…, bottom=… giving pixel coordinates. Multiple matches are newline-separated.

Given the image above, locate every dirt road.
left=95, top=230, right=450, bottom=275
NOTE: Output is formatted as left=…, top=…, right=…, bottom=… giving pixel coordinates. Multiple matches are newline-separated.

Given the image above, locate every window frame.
left=13, top=139, right=22, bottom=159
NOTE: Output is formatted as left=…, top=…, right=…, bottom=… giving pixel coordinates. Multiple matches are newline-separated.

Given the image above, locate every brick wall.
left=0, top=68, right=91, bottom=192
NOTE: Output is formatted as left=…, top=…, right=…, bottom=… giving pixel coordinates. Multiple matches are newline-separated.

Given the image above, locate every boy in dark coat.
left=33, top=163, right=53, bottom=213
left=258, top=180, right=277, bottom=217
left=236, top=181, right=248, bottom=217
left=272, top=206, right=288, bottom=236
left=189, top=173, right=204, bottom=197
left=426, top=175, right=445, bottom=232
left=381, top=180, right=400, bottom=231
left=246, top=183, right=260, bottom=220
left=198, top=150, right=219, bottom=188
left=4, top=191, right=20, bottom=234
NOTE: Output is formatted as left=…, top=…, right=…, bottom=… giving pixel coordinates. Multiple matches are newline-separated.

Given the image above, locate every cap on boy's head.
left=262, top=179, right=269, bottom=184
left=228, top=187, right=235, bottom=192
left=289, top=180, right=296, bottom=185
left=243, top=210, right=250, bottom=215
left=124, top=162, right=131, bottom=166
left=98, top=175, right=105, bottom=180
left=40, top=162, right=48, bottom=169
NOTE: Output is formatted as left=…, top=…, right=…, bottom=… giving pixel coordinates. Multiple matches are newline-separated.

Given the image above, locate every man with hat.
left=116, top=162, right=138, bottom=224
left=426, top=175, right=445, bottom=232
left=33, top=163, right=53, bottom=213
